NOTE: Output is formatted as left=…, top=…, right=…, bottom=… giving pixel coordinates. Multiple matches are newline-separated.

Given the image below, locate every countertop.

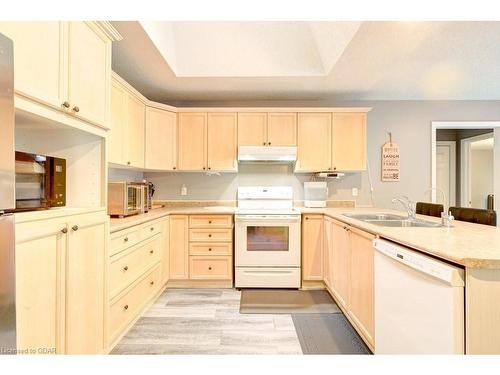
left=109, top=205, right=500, bottom=269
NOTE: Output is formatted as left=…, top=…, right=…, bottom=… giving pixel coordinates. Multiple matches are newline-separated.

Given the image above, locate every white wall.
left=470, top=149, right=494, bottom=208
left=144, top=100, right=500, bottom=208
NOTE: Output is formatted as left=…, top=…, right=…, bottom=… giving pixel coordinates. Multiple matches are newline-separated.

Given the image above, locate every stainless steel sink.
left=343, top=213, right=406, bottom=221
left=364, top=219, right=442, bottom=228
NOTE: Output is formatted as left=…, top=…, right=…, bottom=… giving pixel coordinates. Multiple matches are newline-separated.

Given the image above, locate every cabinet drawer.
left=189, top=242, right=232, bottom=256
left=110, top=227, right=141, bottom=256
left=189, top=256, right=232, bottom=280
left=189, top=215, right=233, bottom=229
left=109, top=265, right=161, bottom=342
left=140, top=220, right=161, bottom=239
left=109, top=236, right=161, bottom=298
left=189, top=228, right=232, bottom=242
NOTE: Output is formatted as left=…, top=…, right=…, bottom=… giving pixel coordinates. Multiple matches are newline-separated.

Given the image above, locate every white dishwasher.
left=373, top=238, right=465, bottom=354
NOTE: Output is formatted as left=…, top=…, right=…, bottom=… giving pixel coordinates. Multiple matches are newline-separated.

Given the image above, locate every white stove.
left=234, top=186, right=301, bottom=288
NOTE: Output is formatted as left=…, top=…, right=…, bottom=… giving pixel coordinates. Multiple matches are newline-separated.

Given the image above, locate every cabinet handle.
left=268, top=142, right=271, bottom=145
left=203, top=167, right=206, bottom=170
left=208, top=234, right=212, bottom=238
left=124, top=305, right=129, bottom=310
left=333, top=167, right=337, bottom=171
left=72, top=225, right=78, bottom=231
left=127, top=161, right=131, bottom=165
left=208, top=266, right=212, bottom=271
left=61, top=227, right=68, bottom=234
left=263, top=142, right=266, bottom=145
left=150, top=281, right=154, bottom=286
left=72, top=106, right=80, bottom=113
left=208, top=248, right=212, bottom=251
left=124, top=237, right=129, bottom=242
left=305, top=217, right=309, bottom=220
left=149, top=250, right=154, bottom=254
left=150, top=227, right=154, bottom=231
left=173, top=166, right=176, bottom=170
left=208, top=220, right=212, bottom=224
left=208, top=167, right=211, bottom=170
left=328, top=167, right=332, bottom=170
left=62, top=101, right=70, bottom=108
left=123, top=266, right=129, bottom=271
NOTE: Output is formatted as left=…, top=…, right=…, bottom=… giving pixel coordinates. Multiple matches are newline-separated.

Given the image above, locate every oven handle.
left=235, top=215, right=300, bottom=223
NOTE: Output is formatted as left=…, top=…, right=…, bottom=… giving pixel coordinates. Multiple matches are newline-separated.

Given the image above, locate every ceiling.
left=111, top=21, right=500, bottom=104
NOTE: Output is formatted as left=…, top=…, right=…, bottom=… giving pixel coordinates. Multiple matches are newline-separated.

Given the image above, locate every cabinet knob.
left=149, top=250, right=154, bottom=254
left=124, top=305, right=129, bottom=310
left=173, top=166, right=176, bottom=170
left=268, top=142, right=271, bottom=145
left=72, top=106, right=80, bottom=113
left=123, top=266, right=129, bottom=271
left=127, top=161, right=131, bottom=165
left=72, top=225, right=79, bottom=231
left=61, top=227, right=68, bottom=234
left=203, top=167, right=206, bottom=170
left=208, top=220, right=212, bottom=224
left=208, top=248, right=212, bottom=251
left=124, top=237, right=129, bottom=242
left=305, top=217, right=309, bottom=220
left=208, top=234, right=212, bottom=238
left=150, top=227, right=154, bottom=231
left=333, top=167, right=337, bottom=171
left=263, top=142, right=266, bottom=145
left=208, top=266, right=212, bottom=271
left=150, top=281, right=154, bottom=286
left=208, top=167, right=211, bottom=170
left=62, top=101, right=70, bottom=108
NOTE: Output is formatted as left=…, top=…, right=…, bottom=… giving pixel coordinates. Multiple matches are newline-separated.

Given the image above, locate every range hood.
left=238, top=146, right=297, bottom=164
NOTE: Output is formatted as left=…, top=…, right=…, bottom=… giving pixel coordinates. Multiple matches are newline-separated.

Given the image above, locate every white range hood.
left=238, top=146, right=297, bottom=164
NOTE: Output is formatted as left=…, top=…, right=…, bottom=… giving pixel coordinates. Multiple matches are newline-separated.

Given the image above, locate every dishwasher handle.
left=373, top=238, right=464, bottom=287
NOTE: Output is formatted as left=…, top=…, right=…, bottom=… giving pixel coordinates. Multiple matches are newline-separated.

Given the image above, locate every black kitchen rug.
left=292, top=313, right=371, bottom=354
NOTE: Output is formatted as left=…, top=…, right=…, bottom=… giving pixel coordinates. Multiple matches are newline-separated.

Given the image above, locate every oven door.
left=235, top=215, right=301, bottom=267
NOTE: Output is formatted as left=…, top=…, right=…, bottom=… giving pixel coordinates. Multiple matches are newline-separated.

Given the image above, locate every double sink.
left=343, top=213, right=443, bottom=228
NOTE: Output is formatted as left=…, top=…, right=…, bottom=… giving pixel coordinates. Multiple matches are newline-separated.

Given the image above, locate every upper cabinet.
left=207, top=113, right=237, bottom=171
left=332, top=113, right=367, bottom=171
left=108, top=80, right=126, bottom=165
left=237, top=112, right=297, bottom=147
left=296, top=113, right=332, bottom=172
left=145, top=107, right=177, bottom=171
left=126, top=95, right=146, bottom=168
left=178, top=113, right=207, bottom=171
left=0, top=21, right=119, bottom=132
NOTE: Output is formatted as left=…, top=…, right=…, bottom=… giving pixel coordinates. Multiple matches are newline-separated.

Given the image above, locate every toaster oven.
left=107, top=181, right=150, bottom=218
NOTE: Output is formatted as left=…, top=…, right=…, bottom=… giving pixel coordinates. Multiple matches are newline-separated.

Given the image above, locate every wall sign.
left=381, top=133, right=400, bottom=182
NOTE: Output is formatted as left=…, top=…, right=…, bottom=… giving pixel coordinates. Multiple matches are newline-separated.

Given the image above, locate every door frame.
left=431, top=121, right=500, bottom=226
left=436, top=140, right=457, bottom=208
left=460, top=132, right=495, bottom=208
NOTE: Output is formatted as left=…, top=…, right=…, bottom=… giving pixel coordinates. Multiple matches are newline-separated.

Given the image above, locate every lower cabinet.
left=302, top=214, right=324, bottom=282
left=169, top=214, right=233, bottom=286
left=15, top=210, right=108, bottom=354
left=322, top=216, right=375, bottom=350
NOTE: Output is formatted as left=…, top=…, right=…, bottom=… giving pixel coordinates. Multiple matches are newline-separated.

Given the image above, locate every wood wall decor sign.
left=381, top=134, right=400, bottom=182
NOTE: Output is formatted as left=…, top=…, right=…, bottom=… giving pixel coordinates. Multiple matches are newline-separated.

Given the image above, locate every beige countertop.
left=109, top=205, right=500, bottom=269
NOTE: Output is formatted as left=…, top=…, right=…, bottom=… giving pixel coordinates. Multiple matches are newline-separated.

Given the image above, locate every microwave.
left=108, top=181, right=150, bottom=218
left=15, top=151, right=66, bottom=211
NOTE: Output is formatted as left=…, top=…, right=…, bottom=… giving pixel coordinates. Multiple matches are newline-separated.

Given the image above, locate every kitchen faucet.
left=424, top=188, right=454, bottom=227
left=391, top=196, right=417, bottom=220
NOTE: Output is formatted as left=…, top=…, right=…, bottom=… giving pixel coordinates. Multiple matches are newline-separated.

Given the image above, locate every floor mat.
left=239, top=289, right=341, bottom=314
left=292, top=313, right=371, bottom=354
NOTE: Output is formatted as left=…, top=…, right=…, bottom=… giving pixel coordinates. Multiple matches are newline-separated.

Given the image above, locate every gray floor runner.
left=239, top=289, right=341, bottom=314
left=292, top=313, right=371, bottom=354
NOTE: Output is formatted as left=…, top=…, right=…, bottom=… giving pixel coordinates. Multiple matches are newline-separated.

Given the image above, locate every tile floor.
left=111, top=288, right=303, bottom=354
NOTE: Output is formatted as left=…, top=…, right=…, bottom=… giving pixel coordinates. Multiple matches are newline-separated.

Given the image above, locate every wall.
left=471, top=148, right=494, bottom=208
left=144, top=100, right=500, bottom=209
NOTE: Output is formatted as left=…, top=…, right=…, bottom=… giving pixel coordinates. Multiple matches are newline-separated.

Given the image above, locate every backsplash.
left=108, top=168, right=144, bottom=182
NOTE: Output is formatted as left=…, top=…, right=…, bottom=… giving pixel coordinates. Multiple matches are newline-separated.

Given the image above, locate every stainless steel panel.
left=0, top=33, right=15, bottom=210
left=0, top=214, right=16, bottom=353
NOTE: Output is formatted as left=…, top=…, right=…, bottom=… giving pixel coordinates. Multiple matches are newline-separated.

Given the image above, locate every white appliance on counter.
left=373, top=238, right=465, bottom=354
left=304, top=181, right=327, bottom=208
left=235, top=186, right=301, bottom=288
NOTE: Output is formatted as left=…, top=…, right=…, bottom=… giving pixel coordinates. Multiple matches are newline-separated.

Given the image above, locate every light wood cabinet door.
left=348, top=227, right=375, bottom=345
left=296, top=113, right=332, bottom=172
left=267, top=112, right=297, bottom=146
left=65, top=214, right=107, bottom=354
left=161, top=218, right=170, bottom=285
left=331, top=220, right=350, bottom=308
left=145, top=107, right=177, bottom=170
left=302, top=215, right=324, bottom=281
left=67, top=22, right=110, bottom=127
left=332, top=113, right=367, bottom=171
left=0, top=22, right=65, bottom=109
left=15, top=221, right=67, bottom=354
left=207, top=112, right=237, bottom=171
left=178, top=113, right=207, bottom=171
left=169, top=215, right=189, bottom=279
left=109, top=80, right=127, bottom=165
left=323, top=216, right=334, bottom=290
left=237, top=113, right=267, bottom=146
left=126, top=94, right=146, bottom=168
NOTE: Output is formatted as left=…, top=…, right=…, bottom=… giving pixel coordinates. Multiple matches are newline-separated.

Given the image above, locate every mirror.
left=435, top=128, right=494, bottom=210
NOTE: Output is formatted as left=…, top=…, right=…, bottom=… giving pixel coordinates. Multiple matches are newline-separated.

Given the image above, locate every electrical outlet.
left=352, top=187, right=359, bottom=197
left=181, top=184, right=187, bottom=196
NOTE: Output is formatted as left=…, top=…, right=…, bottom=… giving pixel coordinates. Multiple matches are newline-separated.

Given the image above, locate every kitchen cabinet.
left=207, top=113, right=237, bottom=171
left=0, top=21, right=117, bottom=130
left=169, top=215, right=189, bottom=279
left=126, top=95, right=146, bottom=168
left=330, top=219, right=350, bottom=308
left=65, top=213, right=108, bottom=354
left=332, top=113, right=367, bottom=171
left=296, top=113, right=332, bottom=172
left=15, top=210, right=108, bottom=354
left=348, top=227, right=375, bottom=345
left=267, top=112, right=297, bottom=146
left=109, top=80, right=127, bottom=164
left=323, top=216, right=334, bottom=290
left=145, top=107, right=177, bottom=170
left=302, top=214, right=324, bottom=281
left=237, top=113, right=267, bottom=146
left=160, top=217, right=170, bottom=285
left=178, top=113, right=207, bottom=171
